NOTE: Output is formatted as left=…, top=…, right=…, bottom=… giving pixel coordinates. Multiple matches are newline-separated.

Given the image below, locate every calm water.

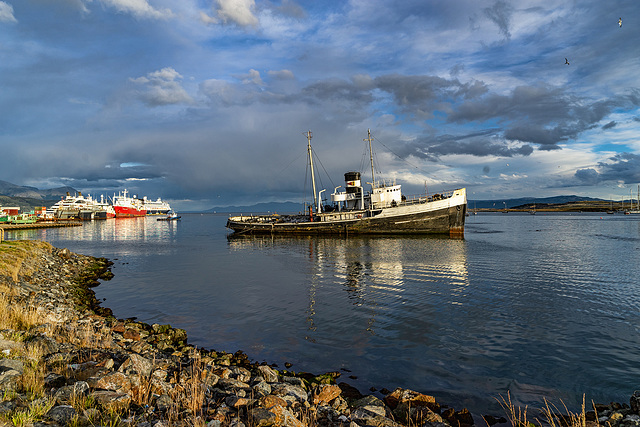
left=6, top=213, right=640, bottom=414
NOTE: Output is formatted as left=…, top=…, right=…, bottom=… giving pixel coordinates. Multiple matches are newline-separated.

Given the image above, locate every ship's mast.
left=306, top=130, right=318, bottom=213
left=364, top=129, right=375, bottom=190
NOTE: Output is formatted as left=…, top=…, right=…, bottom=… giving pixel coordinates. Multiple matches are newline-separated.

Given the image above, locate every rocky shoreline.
left=0, top=240, right=638, bottom=427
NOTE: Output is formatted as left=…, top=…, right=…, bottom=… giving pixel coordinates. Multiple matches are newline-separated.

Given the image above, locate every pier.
left=0, top=221, right=83, bottom=242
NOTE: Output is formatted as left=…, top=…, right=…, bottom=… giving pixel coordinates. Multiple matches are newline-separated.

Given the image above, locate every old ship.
left=226, top=130, right=467, bottom=237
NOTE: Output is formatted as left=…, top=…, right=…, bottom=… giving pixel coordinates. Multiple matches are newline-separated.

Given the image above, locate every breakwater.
left=0, top=221, right=82, bottom=242
left=0, top=239, right=638, bottom=426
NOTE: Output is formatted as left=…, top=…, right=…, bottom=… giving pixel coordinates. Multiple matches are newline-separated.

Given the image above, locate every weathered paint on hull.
left=227, top=204, right=466, bottom=237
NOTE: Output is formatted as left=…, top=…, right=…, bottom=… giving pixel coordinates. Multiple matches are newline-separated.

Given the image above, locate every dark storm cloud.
left=448, top=84, right=634, bottom=148
left=199, top=71, right=634, bottom=160
left=301, top=78, right=375, bottom=105
left=373, top=74, right=488, bottom=119
left=396, top=129, right=533, bottom=160
left=602, top=121, right=617, bottom=130
left=574, top=153, right=640, bottom=185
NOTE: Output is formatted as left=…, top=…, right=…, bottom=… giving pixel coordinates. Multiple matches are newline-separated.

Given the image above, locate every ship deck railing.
left=400, top=189, right=455, bottom=206
left=230, top=214, right=307, bottom=224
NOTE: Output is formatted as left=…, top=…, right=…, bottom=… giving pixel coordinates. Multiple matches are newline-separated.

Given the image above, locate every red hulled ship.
left=112, top=189, right=147, bottom=217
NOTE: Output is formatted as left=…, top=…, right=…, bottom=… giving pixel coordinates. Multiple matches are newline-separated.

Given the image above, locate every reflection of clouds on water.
left=227, top=235, right=470, bottom=337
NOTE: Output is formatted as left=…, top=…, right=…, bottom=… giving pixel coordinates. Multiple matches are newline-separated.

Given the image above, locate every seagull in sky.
left=565, top=58, right=570, bottom=65
left=619, top=17, right=622, bottom=27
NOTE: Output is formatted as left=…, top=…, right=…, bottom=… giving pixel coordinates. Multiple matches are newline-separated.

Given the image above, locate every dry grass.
left=20, top=344, right=47, bottom=399
left=0, top=240, right=52, bottom=282
left=498, top=392, right=597, bottom=427
left=0, top=397, right=55, bottom=427
left=0, top=293, right=40, bottom=332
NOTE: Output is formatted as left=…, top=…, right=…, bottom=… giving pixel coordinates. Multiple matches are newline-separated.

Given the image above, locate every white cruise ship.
left=141, top=196, right=172, bottom=215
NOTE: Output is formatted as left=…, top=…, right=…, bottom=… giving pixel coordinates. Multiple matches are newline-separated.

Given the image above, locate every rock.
left=44, top=372, right=66, bottom=389
left=455, top=408, right=475, bottom=426
left=59, top=248, right=72, bottom=260
left=252, top=380, right=272, bottom=398
left=0, top=358, right=24, bottom=374
left=47, top=405, right=77, bottom=425
left=283, top=376, right=306, bottom=389
left=0, top=359, right=23, bottom=391
left=123, top=329, right=141, bottom=341
left=338, top=382, right=363, bottom=401
left=218, top=378, right=252, bottom=394
left=0, top=338, right=24, bottom=355
left=259, top=394, right=288, bottom=409
left=257, top=365, right=280, bottom=383
left=311, top=384, right=342, bottom=405
left=352, top=395, right=385, bottom=409
left=331, top=395, right=348, bottom=413
left=54, top=381, right=89, bottom=404
left=226, top=395, right=257, bottom=408
left=25, top=334, right=59, bottom=355
left=351, top=406, right=401, bottom=427
left=229, top=366, right=252, bottom=382
left=89, top=390, right=132, bottom=412
left=267, top=404, right=306, bottom=427
left=249, top=407, right=277, bottom=426
left=271, top=383, right=308, bottom=404
left=94, top=371, right=133, bottom=393
left=316, top=404, right=342, bottom=424
left=631, top=391, right=640, bottom=414
left=385, top=387, right=436, bottom=410
left=118, top=353, right=154, bottom=377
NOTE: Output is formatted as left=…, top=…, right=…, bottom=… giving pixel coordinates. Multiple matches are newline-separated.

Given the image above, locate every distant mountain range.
left=0, top=180, right=78, bottom=212
left=205, top=195, right=606, bottom=214
left=470, top=195, right=604, bottom=209
left=0, top=179, right=611, bottom=213
left=205, top=201, right=303, bottom=214
left=0, top=180, right=76, bottom=200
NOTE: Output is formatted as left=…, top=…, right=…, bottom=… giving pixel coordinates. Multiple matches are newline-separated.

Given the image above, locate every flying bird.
left=565, top=58, right=570, bottom=65
left=619, top=17, right=622, bottom=27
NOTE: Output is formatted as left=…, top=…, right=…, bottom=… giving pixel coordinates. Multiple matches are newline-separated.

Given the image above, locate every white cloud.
left=201, top=0, right=258, bottom=28
left=236, top=69, right=263, bottom=85
left=0, top=1, right=17, bottom=23
left=130, top=67, right=193, bottom=106
left=100, top=0, right=174, bottom=20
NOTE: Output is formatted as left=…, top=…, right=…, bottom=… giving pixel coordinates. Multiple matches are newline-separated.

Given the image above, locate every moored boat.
left=157, top=211, right=180, bottom=221
left=7, top=212, right=38, bottom=224
left=112, top=190, right=147, bottom=217
left=142, top=196, right=172, bottom=215
left=49, top=192, right=114, bottom=220
left=226, top=130, right=467, bottom=237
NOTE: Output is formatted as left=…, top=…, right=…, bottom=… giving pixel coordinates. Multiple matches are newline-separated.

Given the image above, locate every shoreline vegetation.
left=479, top=200, right=636, bottom=213
left=0, top=240, right=638, bottom=427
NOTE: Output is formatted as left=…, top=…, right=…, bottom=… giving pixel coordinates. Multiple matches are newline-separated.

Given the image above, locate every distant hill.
left=205, top=201, right=305, bottom=214
left=470, top=195, right=604, bottom=209
left=0, top=180, right=78, bottom=212
left=205, top=195, right=609, bottom=214
left=0, top=180, right=76, bottom=199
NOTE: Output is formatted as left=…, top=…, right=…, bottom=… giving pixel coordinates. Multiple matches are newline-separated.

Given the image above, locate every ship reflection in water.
left=13, top=217, right=180, bottom=257
left=227, top=234, right=471, bottom=383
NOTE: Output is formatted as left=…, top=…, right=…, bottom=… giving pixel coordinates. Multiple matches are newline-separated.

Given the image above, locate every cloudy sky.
left=1, top=0, right=639, bottom=210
